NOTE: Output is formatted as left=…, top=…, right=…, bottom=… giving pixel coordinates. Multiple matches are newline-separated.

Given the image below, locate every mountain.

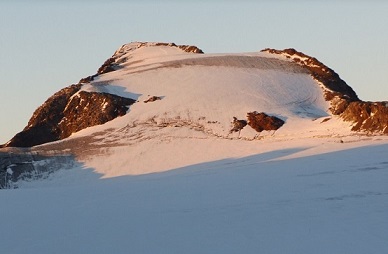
left=1, top=42, right=387, bottom=254
left=1, top=40, right=387, bottom=181
left=1, top=41, right=388, bottom=183
left=2, top=42, right=387, bottom=150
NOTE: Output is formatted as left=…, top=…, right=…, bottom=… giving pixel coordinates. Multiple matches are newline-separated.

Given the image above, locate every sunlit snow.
left=1, top=43, right=387, bottom=254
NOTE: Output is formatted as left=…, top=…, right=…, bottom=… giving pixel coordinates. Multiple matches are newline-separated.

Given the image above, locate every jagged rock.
left=230, top=117, right=247, bottom=133
left=177, top=45, right=204, bottom=54
left=58, top=91, right=136, bottom=138
left=247, top=112, right=284, bottom=132
left=97, top=57, right=117, bottom=75
left=79, top=75, right=97, bottom=84
left=341, top=101, right=388, bottom=133
left=3, top=86, right=135, bottom=148
left=144, top=96, right=162, bottom=103
left=3, top=84, right=82, bottom=147
left=145, top=42, right=204, bottom=54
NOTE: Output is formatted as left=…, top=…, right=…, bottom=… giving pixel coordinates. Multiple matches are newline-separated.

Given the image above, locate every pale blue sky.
left=1, top=1, right=387, bottom=144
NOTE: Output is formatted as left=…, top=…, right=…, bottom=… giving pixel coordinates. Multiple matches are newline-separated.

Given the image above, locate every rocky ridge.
left=4, top=85, right=135, bottom=148
left=82, top=42, right=204, bottom=81
left=262, top=48, right=388, bottom=134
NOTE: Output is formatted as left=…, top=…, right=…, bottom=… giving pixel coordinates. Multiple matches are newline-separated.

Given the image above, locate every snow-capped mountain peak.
left=1, top=42, right=387, bottom=180
left=1, top=42, right=387, bottom=254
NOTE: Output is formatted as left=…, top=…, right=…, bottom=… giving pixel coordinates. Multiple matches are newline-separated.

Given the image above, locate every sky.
left=1, top=1, right=387, bottom=144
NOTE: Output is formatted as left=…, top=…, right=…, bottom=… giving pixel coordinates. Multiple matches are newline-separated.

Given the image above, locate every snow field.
left=2, top=137, right=388, bottom=254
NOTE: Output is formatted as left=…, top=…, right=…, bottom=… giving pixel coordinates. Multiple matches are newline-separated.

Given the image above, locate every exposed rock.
left=58, top=91, right=136, bottom=138
left=3, top=86, right=135, bottom=148
left=262, top=48, right=388, bottom=135
left=247, top=112, right=285, bottom=132
left=230, top=117, right=247, bottom=134
left=79, top=75, right=97, bottom=84
left=144, top=42, right=204, bottom=54
left=341, top=101, right=388, bottom=133
left=176, top=45, right=204, bottom=54
left=97, top=57, right=118, bottom=75
left=144, top=96, right=162, bottom=103
left=3, top=84, right=82, bottom=147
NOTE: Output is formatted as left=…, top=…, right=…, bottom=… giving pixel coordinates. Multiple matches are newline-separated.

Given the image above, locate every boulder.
left=230, top=117, right=247, bottom=133
left=247, top=112, right=284, bottom=132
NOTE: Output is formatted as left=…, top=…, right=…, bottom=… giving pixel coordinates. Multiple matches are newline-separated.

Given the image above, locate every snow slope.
left=1, top=137, right=388, bottom=254
left=1, top=42, right=387, bottom=254
left=79, top=42, right=332, bottom=140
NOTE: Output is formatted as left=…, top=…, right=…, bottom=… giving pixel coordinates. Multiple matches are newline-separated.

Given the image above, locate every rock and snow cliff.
left=1, top=42, right=387, bottom=186
left=262, top=48, right=388, bottom=133
left=1, top=42, right=388, bottom=254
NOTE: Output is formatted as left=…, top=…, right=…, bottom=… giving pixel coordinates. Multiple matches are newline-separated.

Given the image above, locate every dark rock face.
left=230, top=117, right=247, bottom=133
left=3, top=86, right=135, bottom=148
left=263, top=48, right=388, bottom=134
left=342, top=101, right=388, bottom=133
left=97, top=57, right=117, bottom=75
left=59, top=91, right=135, bottom=138
left=4, top=84, right=82, bottom=147
left=151, top=42, right=204, bottom=54
left=247, top=112, right=285, bottom=132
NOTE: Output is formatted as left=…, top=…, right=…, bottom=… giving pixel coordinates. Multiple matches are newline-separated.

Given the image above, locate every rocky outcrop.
left=97, top=57, right=117, bottom=75
left=144, top=96, right=162, bottom=103
left=58, top=91, right=135, bottom=138
left=341, top=101, right=388, bottom=133
left=247, top=112, right=285, bottom=132
left=230, top=117, right=247, bottom=134
left=262, top=48, right=388, bottom=134
left=143, top=42, right=204, bottom=54
left=3, top=86, right=135, bottom=148
left=3, top=84, right=82, bottom=147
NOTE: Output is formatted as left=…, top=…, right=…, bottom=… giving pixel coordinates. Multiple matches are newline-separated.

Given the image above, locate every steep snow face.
left=80, top=44, right=333, bottom=140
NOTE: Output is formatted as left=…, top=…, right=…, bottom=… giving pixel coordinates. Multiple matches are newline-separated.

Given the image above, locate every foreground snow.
left=1, top=136, right=387, bottom=254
